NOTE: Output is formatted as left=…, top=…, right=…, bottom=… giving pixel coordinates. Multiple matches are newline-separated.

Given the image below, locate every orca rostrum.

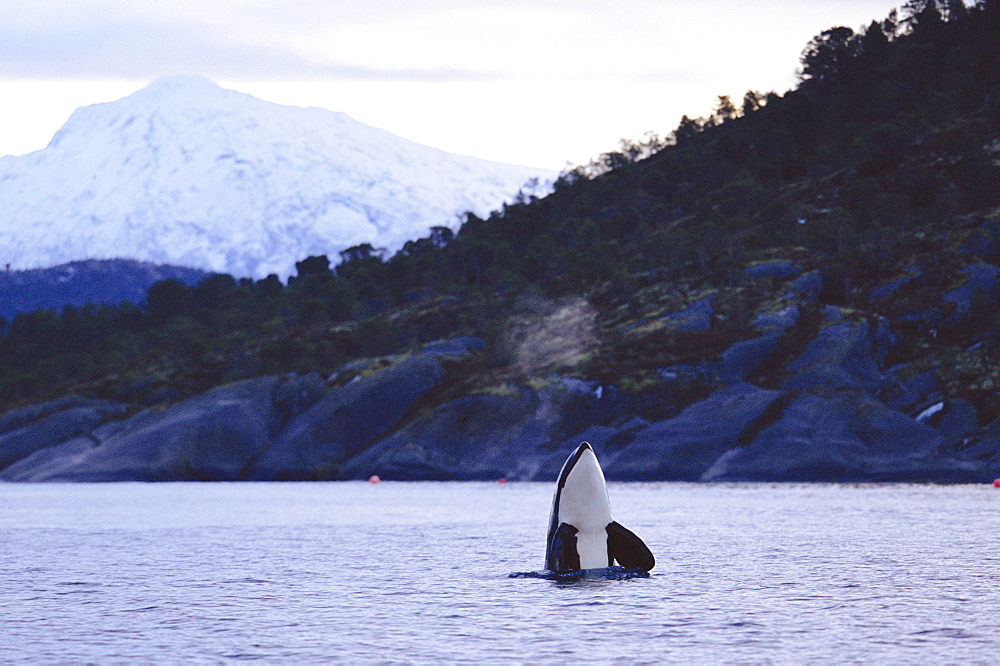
left=545, top=441, right=655, bottom=573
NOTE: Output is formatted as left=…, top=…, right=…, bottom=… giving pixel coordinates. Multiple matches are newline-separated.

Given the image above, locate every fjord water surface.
left=2, top=481, right=999, bottom=662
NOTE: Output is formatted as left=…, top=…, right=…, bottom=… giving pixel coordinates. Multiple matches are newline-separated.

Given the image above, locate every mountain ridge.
left=0, top=259, right=210, bottom=320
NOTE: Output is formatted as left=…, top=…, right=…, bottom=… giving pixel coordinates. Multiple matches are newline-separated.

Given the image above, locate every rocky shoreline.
left=3, top=298, right=998, bottom=482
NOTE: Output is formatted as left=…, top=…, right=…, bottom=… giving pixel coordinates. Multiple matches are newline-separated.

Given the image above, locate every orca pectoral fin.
left=606, top=521, right=655, bottom=571
left=547, top=522, right=580, bottom=572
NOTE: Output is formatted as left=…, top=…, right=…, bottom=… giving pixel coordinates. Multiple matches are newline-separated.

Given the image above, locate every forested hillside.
left=1, top=0, right=998, bottom=480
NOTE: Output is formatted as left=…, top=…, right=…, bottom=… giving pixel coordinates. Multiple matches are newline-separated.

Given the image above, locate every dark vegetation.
left=1, top=0, right=998, bottom=416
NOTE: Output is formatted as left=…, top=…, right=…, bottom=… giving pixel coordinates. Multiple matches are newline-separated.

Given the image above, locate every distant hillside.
left=0, top=76, right=553, bottom=279
left=0, top=259, right=209, bottom=320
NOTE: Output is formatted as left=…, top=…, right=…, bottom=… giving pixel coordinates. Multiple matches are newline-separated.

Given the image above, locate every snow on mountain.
left=0, top=76, right=554, bottom=279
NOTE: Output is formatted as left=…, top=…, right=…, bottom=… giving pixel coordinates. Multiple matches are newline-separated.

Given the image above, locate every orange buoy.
left=369, top=475, right=381, bottom=484
left=498, top=478, right=507, bottom=484
left=993, top=478, right=1000, bottom=488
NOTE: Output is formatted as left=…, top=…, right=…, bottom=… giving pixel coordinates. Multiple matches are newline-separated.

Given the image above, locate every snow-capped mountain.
left=0, top=76, right=553, bottom=279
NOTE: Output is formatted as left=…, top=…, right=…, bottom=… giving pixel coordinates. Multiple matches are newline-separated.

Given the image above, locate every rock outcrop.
left=0, top=338, right=485, bottom=482
left=0, top=396, right=128, bottom=471
left=1, top=374, right=326, bottom=481
left=246, top=354, right=448, bottom=480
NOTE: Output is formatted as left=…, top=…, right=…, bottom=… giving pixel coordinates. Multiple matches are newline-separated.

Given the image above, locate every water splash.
left=509, top=566, right=651, bottom=581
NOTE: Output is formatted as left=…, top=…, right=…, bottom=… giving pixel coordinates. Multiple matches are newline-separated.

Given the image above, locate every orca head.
left=554, top=442, right=613, bottom=532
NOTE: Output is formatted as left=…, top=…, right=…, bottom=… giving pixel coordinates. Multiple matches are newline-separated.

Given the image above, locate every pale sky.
left=0, top=1, right=904, bottom=170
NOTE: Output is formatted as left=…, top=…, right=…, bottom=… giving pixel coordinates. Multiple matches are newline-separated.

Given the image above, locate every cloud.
left=0, top=0, right=739, bottom=85
left=0, top=1, right=505, bottom=81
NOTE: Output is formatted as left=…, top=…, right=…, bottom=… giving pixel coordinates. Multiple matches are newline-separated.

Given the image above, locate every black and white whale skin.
left=545, top=442, right=655, bottom=573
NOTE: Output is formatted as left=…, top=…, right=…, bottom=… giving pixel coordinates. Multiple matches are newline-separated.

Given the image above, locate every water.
left=2, top=481, right=1000, bottom=662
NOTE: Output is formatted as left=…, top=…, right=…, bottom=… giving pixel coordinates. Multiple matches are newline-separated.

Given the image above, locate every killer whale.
left=545, top=441, right=655, bottom=573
